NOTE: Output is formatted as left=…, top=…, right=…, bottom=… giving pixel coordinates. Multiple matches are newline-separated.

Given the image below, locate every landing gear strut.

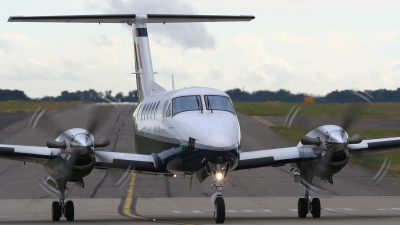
left=209, top=162, right=228, bottom=224
left=298, top=188, right=321, bottom=218
left=51, top=183, right=74, bottom=221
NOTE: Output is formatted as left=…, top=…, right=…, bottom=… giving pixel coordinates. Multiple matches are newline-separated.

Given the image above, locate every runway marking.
left=262, top=210, right=272, bottom=212
left=252, top=116, right=275, bottom=127
left=123, top=172, right=192, bottom=225
left=242, top=210, right=256, bottom=213
left=192, top=211, right=203, bottom=213
left=289, top=209, right=298, bottom=212
left=325, top=208, right=356, bottom=211
left=172, top=211, right=182, bottom=213
left=226, top=210, right=237, bottom=213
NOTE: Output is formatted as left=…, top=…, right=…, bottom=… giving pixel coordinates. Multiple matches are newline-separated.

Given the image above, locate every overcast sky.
left=1, top=0, right=399, bottom=98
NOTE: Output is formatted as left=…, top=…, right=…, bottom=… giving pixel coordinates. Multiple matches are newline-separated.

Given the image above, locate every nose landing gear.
left=209, top=162, right=228, bottom=223
left=211, top=182, right=225, bottom=223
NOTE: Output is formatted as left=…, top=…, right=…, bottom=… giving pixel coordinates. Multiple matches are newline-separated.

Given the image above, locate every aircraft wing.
left=0, top=144, right=57, bottom=164
left=348, top=137, right=400, bottom=154
left=8, top=14, right=255, bottom=24
left=235, top=146, right=319, bottom=170
left=235, top=137, right=400, bottom=170
left=94, top=151, right=156, bottom=172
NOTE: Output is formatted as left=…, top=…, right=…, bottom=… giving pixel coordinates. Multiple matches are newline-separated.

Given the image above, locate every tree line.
left=1, top=88, right=400, bottom=103
left=226, top=88, right=400, bottom=103
left=0, top=89, right=137, bottom=102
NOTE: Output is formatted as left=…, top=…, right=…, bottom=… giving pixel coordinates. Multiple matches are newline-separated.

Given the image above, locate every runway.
left=1, top=104, right=400, bottom=224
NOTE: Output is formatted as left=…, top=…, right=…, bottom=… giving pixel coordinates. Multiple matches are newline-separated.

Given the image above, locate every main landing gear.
left=298, top=189, right=321, bottom=218
left=51, top=186, right=74, bottom=221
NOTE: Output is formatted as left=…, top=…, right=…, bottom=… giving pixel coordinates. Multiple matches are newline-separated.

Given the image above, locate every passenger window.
left=150, top=103, right=156, bottom=119
left=154, top=101, right=160, bottom=118
left=147, top=103, right=154, bottom=120
left=141, top=104, right=147, bottom=120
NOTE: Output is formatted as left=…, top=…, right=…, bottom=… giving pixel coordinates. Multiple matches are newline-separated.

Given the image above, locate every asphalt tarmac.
left=1, top=104, right=400, bottom=224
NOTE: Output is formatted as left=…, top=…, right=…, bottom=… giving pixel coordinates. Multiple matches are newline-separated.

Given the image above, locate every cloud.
left=0, top=39, right=9, bottom=54
left=95, top=0, right=215, bottom=49
left=209, top=68, right=223, bottom=79
left=94, top=35, right=113, bottom=47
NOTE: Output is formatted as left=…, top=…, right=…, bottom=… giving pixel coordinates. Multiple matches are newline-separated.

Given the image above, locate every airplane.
left=2, top=13, right=400, bottom=224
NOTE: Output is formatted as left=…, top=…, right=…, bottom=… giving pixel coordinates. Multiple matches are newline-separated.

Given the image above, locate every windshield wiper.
left=196, top=96, right=203, bottom=113
left=207, top=97, right=213, bottom=113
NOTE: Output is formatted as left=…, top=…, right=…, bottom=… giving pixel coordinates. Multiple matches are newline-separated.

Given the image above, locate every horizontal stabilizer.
left=8, top=14, right=255, bottom=24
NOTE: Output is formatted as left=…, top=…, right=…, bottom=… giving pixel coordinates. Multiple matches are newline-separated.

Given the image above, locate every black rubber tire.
left=65, top=200, right=74, bottom=221
left=52, top=201, right=61, bottom=221
left=297, top=198, right=308, bottom=218
left=311, top=198, right=321, bottom=218
left=214, top=197, right=225, bottom=224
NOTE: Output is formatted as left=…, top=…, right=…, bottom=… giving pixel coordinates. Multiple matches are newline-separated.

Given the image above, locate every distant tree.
left=0, top=89, right=30, bottom=101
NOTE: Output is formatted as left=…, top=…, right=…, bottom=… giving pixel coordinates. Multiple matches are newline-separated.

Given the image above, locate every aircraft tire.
left=65, top=200, right=74, bottom=221
left=311, top=198, right=321, bottom=218
left=298, top=198, right=308, bottom=218
left=52, top=201, right=61, bottom=221
left=214, top=197, right=225, bottom=223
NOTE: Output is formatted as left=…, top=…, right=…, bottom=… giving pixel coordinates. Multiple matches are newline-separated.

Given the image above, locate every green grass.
left=273, top=126, right=400, bottom=176
left=234, top=102, right=400, bottom=119
left=0, top=101, right=89, bottom=112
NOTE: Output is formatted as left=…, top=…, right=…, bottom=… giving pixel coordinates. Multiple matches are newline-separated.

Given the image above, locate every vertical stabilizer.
left=133, top=14, right=154, bottom=102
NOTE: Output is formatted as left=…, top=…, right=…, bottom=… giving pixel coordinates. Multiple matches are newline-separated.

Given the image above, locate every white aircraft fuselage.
left=133, top=87, right=241, bottom=174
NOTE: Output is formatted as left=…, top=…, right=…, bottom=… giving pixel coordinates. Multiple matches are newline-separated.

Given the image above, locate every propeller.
left=284, top=91, right=390, bottom=185
left=28, top=101, right=136, bottom=196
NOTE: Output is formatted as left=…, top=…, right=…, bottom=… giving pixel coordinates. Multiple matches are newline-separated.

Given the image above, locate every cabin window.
left=135, top=103, right=142, bottom=118
left=172, top=95, right=203, bottom=115
left=166, top=103, right=171, bottom=117
left=141, top=103, right=148, bottom=120
left=154, top=101, right=160, bottom=118
left=148, top=103, right=154, bottom=119
left=204, top=95, right=235, bottom=114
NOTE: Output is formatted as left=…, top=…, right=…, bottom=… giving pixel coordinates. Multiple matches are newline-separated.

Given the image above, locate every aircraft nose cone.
left=204, top=133, right=233, bottom=149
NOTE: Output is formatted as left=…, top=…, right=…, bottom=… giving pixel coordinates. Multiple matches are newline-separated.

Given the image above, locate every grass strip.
left=234, top=102, right=400, bottom=119
left=0, top=101, right=89, bottom=112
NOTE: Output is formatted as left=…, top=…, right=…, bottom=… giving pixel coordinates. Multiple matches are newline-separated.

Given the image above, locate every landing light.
left=215, top=172, right=224, bottom=181
left=173, top=174, right=176, bottom=178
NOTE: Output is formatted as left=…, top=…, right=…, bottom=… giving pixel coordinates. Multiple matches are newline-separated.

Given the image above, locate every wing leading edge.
left=8, top=14, right=255, bottom=24
left=348, top=137, right=400, bottom=154
left=0, top=144, right=57, bottom=164
left=235, top=146, right=320, bottom=170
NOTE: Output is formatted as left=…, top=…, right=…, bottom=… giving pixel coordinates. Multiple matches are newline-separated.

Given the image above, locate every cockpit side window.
left=166, top=103, right=171, bottom=117
left=172, top=95, right=203, bottom=116
left=204, top=95, right=235, bottom=114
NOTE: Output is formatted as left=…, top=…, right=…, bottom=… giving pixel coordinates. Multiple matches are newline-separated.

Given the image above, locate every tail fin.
left=8, top=14, right=255, bottom=102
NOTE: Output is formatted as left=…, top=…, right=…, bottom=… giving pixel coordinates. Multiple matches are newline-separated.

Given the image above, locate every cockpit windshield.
left=205, top=95, right=235, bottom=114
left=172, top=95, right=203, bottom=115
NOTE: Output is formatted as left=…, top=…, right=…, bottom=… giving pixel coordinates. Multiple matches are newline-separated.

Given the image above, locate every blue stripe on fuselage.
left=136, top=28, right=148, bottom=37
